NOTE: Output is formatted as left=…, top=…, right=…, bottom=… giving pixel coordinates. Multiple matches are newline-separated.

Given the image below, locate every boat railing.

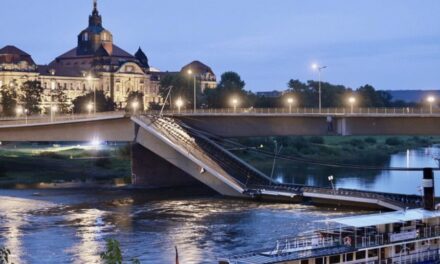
left=353, top=225, right=440, bottom=249
left=356, top=248, right=440, bottom=264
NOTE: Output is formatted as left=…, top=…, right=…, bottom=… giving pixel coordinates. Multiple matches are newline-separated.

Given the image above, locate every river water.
left=0, top=146, right=439, bottom=263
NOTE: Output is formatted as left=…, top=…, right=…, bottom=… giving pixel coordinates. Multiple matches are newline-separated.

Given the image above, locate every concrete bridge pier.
left=131, top=143, right=200, bottom=188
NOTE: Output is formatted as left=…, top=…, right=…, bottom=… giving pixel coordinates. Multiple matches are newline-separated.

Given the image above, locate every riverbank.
left=0, top=142, right=131, bottom=184
left=232, top=135, right=440, bottom=166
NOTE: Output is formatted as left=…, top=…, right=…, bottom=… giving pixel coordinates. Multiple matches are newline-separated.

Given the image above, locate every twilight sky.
left=1, top=0, right=439, bottom=92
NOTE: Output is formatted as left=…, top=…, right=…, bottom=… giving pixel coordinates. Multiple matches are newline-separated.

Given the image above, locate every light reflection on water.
left=272, top=146, right=440, bottom=195
left=0, top=189, right=359, bottom=264
left=1, top=147, right=439, bottom=263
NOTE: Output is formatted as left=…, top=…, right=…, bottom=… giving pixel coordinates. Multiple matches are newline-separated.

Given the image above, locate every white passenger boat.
left=219, top=169, right=440, bottom=264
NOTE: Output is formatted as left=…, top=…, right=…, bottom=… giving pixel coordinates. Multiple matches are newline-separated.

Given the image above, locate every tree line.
left=158, top=71, right=421, bottom=110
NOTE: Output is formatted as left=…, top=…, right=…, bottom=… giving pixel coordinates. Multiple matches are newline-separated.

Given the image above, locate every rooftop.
left=323, top=208, right=440, bottom=228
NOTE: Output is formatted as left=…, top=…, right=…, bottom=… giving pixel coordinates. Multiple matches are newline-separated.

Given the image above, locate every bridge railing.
left=0, top=111, right=127, bottom=126
left=148, top=107, right=440, bottom=116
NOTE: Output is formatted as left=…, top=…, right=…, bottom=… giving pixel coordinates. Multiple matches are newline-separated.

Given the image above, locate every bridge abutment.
left=131, top=143, right=200, bottom=188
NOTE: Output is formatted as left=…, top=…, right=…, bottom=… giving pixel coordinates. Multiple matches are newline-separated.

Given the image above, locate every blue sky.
left=1, top=0, right=440, bottom=92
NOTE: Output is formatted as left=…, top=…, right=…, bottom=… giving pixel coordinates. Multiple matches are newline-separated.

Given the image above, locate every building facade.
left=0, top=1, right=216, bottom=113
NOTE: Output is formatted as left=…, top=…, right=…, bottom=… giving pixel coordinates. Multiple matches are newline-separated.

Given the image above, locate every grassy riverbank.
left=232, top=136, right=440, bottom=167
left=0, top=143, right=131, bottom=184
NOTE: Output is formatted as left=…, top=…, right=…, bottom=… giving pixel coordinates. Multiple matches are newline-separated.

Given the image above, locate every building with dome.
left=0, top=0, right=216, bottom=112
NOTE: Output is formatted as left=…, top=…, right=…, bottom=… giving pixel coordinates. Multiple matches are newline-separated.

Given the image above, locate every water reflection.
left=0, top=189, right=360, bottom=263
left=266, top=146, right=440, bottom=195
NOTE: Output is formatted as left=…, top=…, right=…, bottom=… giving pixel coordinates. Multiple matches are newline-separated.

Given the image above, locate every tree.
left=204, top=71, right=253, bottom=108
left=20, top=81, right=44, bottom=114
left=0, top=84, right=18, bottom=116
left=0, top=247, right=13, bottom=264
left=100, top=238, right=140, bottom=264
left=125, top=91, right=144, bottom=112
left=159, top=73, right=201, bottom=110
left=52, top=86, right=70, bottom=114
left=72, top=91, right=116, bottom=113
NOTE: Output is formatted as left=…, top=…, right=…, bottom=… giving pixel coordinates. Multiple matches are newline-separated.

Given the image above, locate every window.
left=300, top=260, right=309, bottom=264
left=355, top=251, right=366, bottom=259
left=368, top=249, right=378, bottom=258
left=329, top=255, right=340, bottom=264
left=83, top=32, right=89, bottom=41
left=346, top=253, right=353, bottom=261
left=315, top=258, right=326, bottom=264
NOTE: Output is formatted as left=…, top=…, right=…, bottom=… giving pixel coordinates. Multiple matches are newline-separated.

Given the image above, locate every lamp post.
left=427, top=96, right=436, bottom=114
left=131, top=100, right=139, bottom=115
left=51, top=105, right=57, bottom=122
left=87, top=74, right=95, bottom=115
left=312, top=63, right=327, bottom=113
left=176, top=97, right=184, bottom=114
left=287, top=97, right=294, bottom=113
left=87, top=102, right=93, bottom=115
left=348, top=96, right=356, bottom=114
left=187, top=69, right=196, bottom=113
left=24, top=109, right=28, bottom=124
left=16, top=106, right=23, bottom=119
left=328, top=175, right=335, bottom=193
left=231, top=97, right=238, bottom=113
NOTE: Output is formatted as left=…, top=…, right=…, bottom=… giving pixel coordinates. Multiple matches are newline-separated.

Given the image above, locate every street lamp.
left=427, top=96, right=436, bottom=114
left=86, top=102, right=93, bottom=115
left=87, top=73, right=96, bottom=115
left=51, top=105, right=58, bottom=122
left=187, top=69, right=197, bottom=112
left=312, top=63, right=327, bottom=113
left=24, top=109, right=28, bottom=124
left=231, top=97, right=239, bottom=112
left=176, top=97, right=184, bottom=114
left=16, top=106, right=23, bottom=117
left=348, top=96, right=356, bottom=114
left=286, top=97, right=294, bottom=113
left=131, top=100, right=139, bottom=115
left=328, top=175, right=335, bottom=192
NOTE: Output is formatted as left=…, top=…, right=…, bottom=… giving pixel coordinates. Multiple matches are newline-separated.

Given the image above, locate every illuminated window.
left=83, top=32, right=89, bottom=41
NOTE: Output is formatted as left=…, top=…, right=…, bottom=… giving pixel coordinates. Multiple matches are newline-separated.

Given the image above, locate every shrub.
left=349, top=138, right=365, bottom=148
left=385, top=137, right=403, bottom=146
left=364, top=137, right=377, bottom=144
left=38, top=151, right=66, bottom=159
left=309, top=136, right=324, bottom=144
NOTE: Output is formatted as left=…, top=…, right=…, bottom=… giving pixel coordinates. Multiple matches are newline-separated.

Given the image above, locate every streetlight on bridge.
left=231, top=97, right=239, bottom=113
left=50, top=105, right=58, bottom=122
left=175, top=97, right=184, bottom=114
left=131, top=100, right=139, bottom=115
left=15, top=106, right=23, bottom=118
left=187, top=69, right=197, bottom=112
left=286, top=97, right=295, bottom=113
left=87, top=73, right=96, bottom=115
left=348, top=96, right=356, bottom=114
left=86, top=102, right=93, bottom=115
left=311, top=63, right=327, bottom=113
left=427, top=96, right=436, bottom=114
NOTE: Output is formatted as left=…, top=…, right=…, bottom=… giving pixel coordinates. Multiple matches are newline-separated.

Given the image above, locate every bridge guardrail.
left=0, top=111, right=127, bottom=126
left=149, top=107, right=440, bottom=116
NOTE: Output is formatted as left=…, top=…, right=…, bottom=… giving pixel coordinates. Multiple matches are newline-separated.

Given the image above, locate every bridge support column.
left=131, top=143, right=200, bottom=188
left=336, top=117, right=348, bottom=136
left=423, top=168, right=435, bottom=210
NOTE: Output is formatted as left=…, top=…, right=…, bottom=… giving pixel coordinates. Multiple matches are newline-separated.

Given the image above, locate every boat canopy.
left=322, top=209, right=440, bottom=228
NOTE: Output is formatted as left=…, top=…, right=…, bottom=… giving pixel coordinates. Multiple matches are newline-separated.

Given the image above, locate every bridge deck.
left=141, top=115, right=424, bottom=211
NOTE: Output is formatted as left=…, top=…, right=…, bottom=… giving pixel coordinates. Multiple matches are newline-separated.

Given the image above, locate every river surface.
left=0, top=146, right=439, bottom=263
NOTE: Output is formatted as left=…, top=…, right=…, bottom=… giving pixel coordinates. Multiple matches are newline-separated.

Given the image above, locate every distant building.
left=180, top=61, right=217, bottom=92
left=0, top=0, right=216, bottom=112
left=256, top=90, right=283, bottom=98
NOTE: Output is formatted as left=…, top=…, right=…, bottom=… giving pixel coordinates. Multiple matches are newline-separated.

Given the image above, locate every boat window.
left=329, top=255, right=340, bottom=264
left=407, top=243, right=415, bottom=251
left=355, top=251, right=366, bottom=259
left=395, top=245, right=403, bottom=254
left=368, top=249, right=378, bottom=258
left=300, top=260, right=309, bottom=264
left=315, top=257, right=326, bottom=264
left=346, top=253, right=354, bottom=261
